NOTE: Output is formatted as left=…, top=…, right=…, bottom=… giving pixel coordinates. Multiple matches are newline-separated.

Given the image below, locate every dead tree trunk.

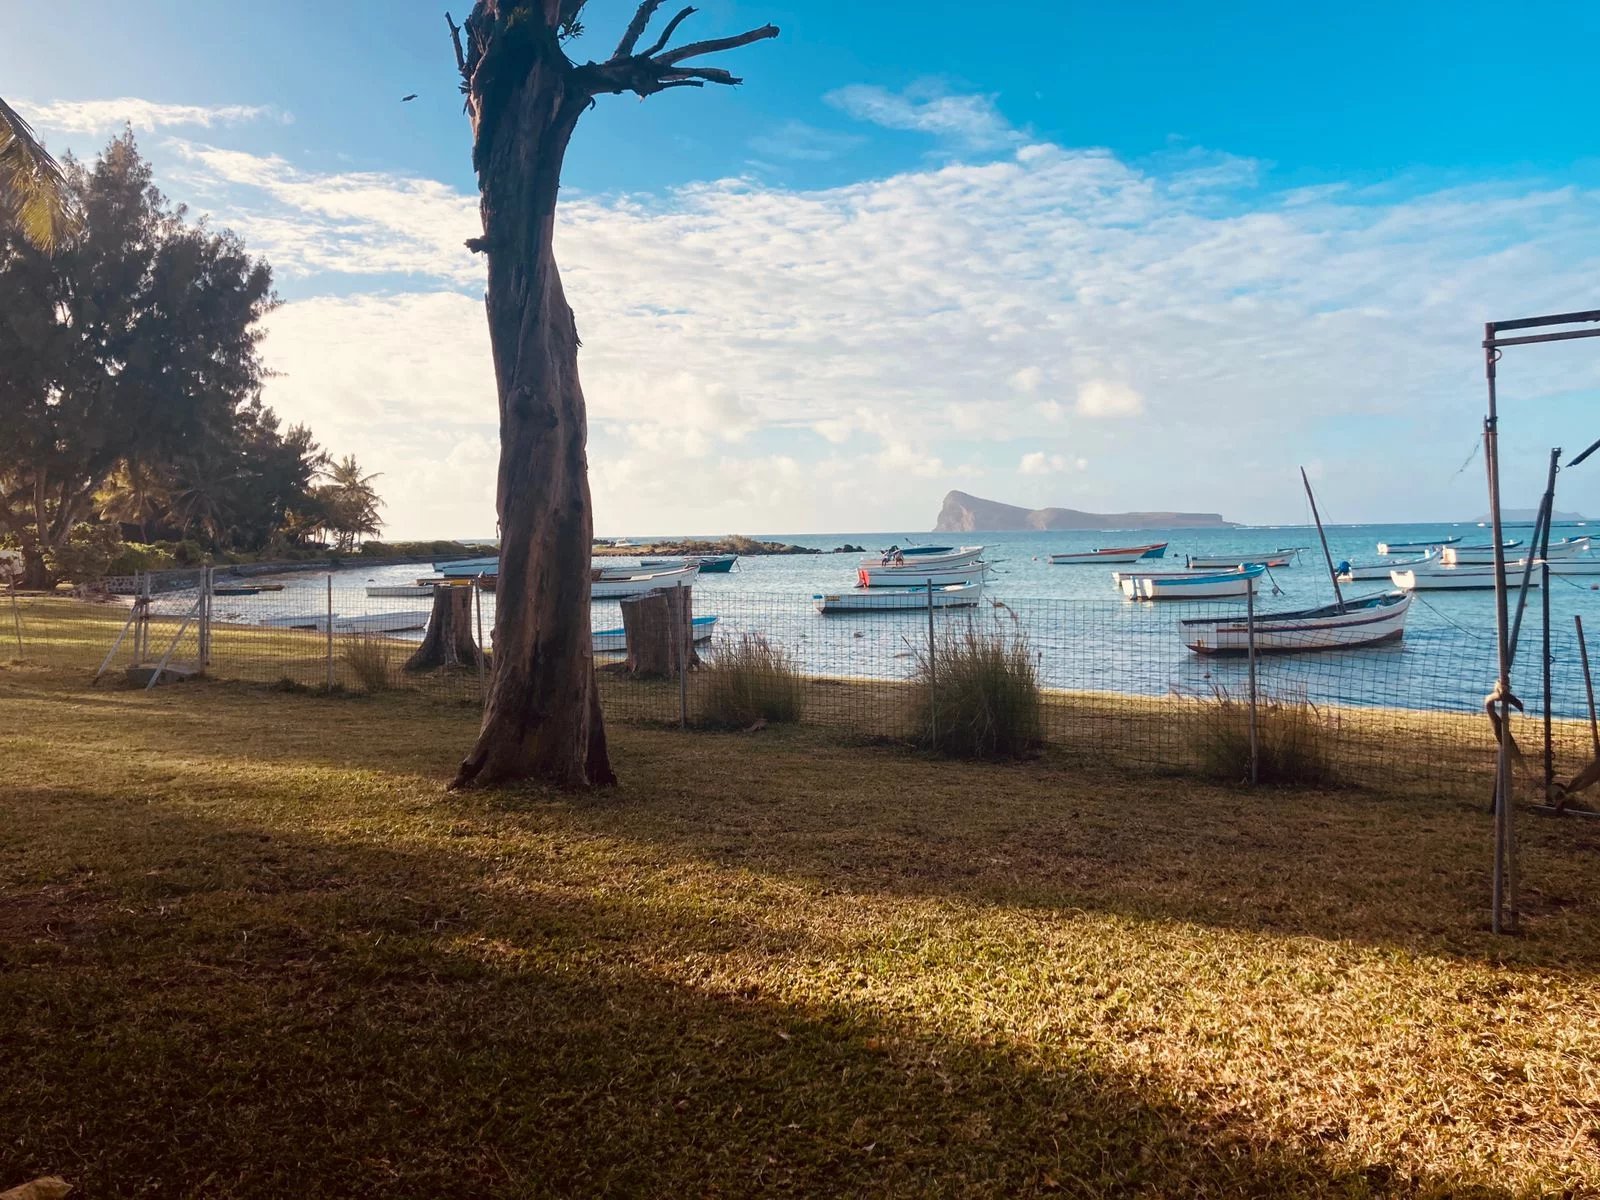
left=621, top=591, right=672, bottom=677
left=405, top=586, right=481, bottom=672
left=444, top=1, right=776, bottom=790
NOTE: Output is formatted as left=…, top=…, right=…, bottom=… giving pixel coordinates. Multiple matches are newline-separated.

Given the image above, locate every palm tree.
left=96, top=462, right=172, bottom=542
left=317, top=456, right=383, bottom=551
left=0, top=95, right=73, bottom=250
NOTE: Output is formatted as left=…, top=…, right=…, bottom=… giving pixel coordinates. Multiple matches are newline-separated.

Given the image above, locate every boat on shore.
left=367, top=584, right=437, bottom=598
left=434, top=556, right=497, bottom=576
left=592, top=614, right=718, bottom=653
left=1183, top=591, right=1411, bottom=654
left=591, top=563, right=699, bottom=599
left=1337, top=550, right=1436, bottom=581
left=1391, top=563, right=1544, bottom=591
left=1184, top=548, right=1299, bottom=569
left=1441, top=540, right=1524, bottom=566
left=262, top=611, right=433, bottom=634
left=856, top=560, right=987, bottom=588
left=1116, top=564, right=1265, bottom=600
left=814, top=582, right=983, bottom=613
left=1377, top=535, right=1460, bottom=554
left=1048, top=542, right=1168, bottom=565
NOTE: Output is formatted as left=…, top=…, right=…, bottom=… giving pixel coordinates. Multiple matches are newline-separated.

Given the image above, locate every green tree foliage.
left=0, top=133, right=369, bottom=585
left=0, top=96, right=74, bottom=250
left=313, top=455, right=384, bottom=552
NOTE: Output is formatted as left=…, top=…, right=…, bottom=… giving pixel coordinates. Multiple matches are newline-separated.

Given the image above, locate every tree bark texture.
left=405, top=586, right=482, bottom=672
left=451, top=13, right=613, bottom=789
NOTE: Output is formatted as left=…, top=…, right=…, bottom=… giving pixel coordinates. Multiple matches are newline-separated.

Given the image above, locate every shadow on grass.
left=1, top=787, right=1496, bottom=1199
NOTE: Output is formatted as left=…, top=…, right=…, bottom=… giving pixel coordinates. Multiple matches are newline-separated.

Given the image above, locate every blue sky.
left=7, top=1, right=1600, bottom=536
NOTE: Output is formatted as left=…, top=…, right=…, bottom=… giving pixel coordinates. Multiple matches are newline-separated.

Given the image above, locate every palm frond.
left=0, top=95, right=75, bottom=250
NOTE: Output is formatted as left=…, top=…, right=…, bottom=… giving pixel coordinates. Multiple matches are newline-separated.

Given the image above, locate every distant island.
left=934, top=490, right=1237, bottom=533
left=1472, top=509, right=1588, bottom=523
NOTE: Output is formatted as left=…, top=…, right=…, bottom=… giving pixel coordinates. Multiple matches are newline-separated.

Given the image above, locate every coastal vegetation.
left=908, top=613, right=1044, bottom=759
left=0, top=135, right=380, bottom=589
left=697, top=632, right=807, bottom=727
left=5, top=648, right=1600, bottom=1194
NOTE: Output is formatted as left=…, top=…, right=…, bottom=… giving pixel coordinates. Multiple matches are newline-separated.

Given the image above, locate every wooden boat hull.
left=856, top=561, right=987, bottom=588
left=1049, top=542, right=1168, bottom=565
left=592, top=614, right=718, bottom=653
left=1117, top=565, right=1266, bottom=600
left=1377, top=536, right=1460, bottom=554
left=367, top=584, right=436, bottom=598
left=813, top=582, right=982, bottom=613
left=1184, top=549, right=1297, bottom=569
left=1441, top=541, right=1523, bottom=566
left=1391, top=564, right=1544, bottom=590
left=1547, top=560, right=1600, bottom=577
left=1183, top=591, right=1411, bottom=654
left=640, top=554, right=738, bottom=573
left=591, top=563, right=700, bottom=599
left=1337, top=551, right=1435, bottom=581
left=858, top=546, right=985, bottom=570
left=433, top=556, right=497, bottom=576
left=261, top=611, right=433, bottom=634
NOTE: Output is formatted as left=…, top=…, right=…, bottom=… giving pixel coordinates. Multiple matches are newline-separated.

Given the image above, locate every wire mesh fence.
left=14, top=567, right=1600, bottom=800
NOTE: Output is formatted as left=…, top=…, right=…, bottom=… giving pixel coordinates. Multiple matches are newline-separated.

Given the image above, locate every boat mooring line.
left=1412, top=593, right=1497, bottom=641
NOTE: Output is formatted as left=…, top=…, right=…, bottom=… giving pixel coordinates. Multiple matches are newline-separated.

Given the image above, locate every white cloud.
left=1075, top=380, right=1145, bottom=419
left=22, top=98, right=287, bottom=134
left=825, top=82, right=1021, bottom=150
left=1020, top=452, right=1077, bottom=476
left=102, top=112, right=1600, bottom=533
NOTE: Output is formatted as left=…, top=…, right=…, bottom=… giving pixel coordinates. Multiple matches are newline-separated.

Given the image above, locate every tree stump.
left=405, top=586, right=480, bottom=672
left=621, top=586, right=697, bottom=677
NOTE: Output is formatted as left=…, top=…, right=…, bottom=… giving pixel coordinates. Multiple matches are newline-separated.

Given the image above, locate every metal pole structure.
left=1246, top=583, right=1259, bottom=785
left=677, top=584, right=689, bottom=730
left=1299, top=466, right=1344, bottom=611
left=325, top=573, right=335, bottom=692
left=926, top=579, right=937, bottom=748
left=136, top=571, right=149, bottom=663
left=1578, top=615, right=1600, bottom=757
left=1538, top=451, right=1560, bottom=799
left=199, top=566, right=213, bottom=667
left=1483, top=323, right=1515, bottom=934
left=474, top=576, right=487, bottom=706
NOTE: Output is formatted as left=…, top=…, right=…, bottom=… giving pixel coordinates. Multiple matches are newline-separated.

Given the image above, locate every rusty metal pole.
left=1483, top=327, right=1516, bottom=933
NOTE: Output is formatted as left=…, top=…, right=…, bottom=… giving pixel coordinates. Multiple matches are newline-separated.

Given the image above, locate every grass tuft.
left=341, top=633, right=396, bottom=693
left=907, top=609, right=1043, bottom=759
left=1191, top=684, right=1338, bottom=786
left=697, top=632, right=805, bottom=727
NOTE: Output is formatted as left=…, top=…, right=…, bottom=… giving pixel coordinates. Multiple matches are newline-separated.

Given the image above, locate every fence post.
left=199, top=566, right=212, bottom=666
left=1246, top=584, right=1259, bottom=785
left=9, top=578, right=22, bottom=660
left=677, top=582, right=689, bottom=729
left=1577, top=615, right=1599, bottom=756
left=325, top=573, right=335, bottom=692
left=474, top=577, right=487, bottom=707
left=136, top=571, right=149, bottom=662
left=926, top=579, right=937, bottom=747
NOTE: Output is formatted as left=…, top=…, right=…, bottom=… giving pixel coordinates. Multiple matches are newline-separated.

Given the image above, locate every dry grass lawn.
left=4, top=603, right=1600, bottom=1195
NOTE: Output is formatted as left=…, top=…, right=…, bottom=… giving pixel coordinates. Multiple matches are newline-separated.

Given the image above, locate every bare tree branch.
left=639, top=6, right=696, bottom=58
left=657, top=24, right=779, bottom=66
left=613, top=0, right=666, bottom=58
left=445, top=11, right=467, bottom=77
left=661, top=66, right=740, bottom=86
left=656, top=79, right=706, bottom=90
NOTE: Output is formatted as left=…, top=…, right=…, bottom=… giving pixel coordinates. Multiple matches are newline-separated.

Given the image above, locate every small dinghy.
left=1183, top=591, right=1411, bottom=654
left=858, top=545, right=985, bottom=570
left=1377, top=535, right=1460, bottom=554
left=1391, top=563, right=1544, bottom=590
left=592, top=614, right=719, bottom=653
left=1115, top=564, right=1265, bottom=600
left=1441, top=540, right=1523, bottom=566
left=367, top=584, right=437, bottom=598
left=1336, top=550, right=1436, bottom=581
left=1184, top=548, right=1299, bottom=569
left=856, top=560, right=988, bottom=588
left=591, top=563, right=700, bottom=599
left=1048, top=542, right=1168, bottom=565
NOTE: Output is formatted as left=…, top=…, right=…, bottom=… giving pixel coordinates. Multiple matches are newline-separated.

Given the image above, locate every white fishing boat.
left=1117, top=564, right=1265, bottom=601
left=1048, top=541, right=1168, bottom=565
left=858, top=545, right=985, bottom=570
left=1545, top=536, right=1592, bottom=559
left=594, top=561, right=652, bottom=580
left=856, top=560, right=988, bottom=588
left=261, top=611, right=433, bottom=634
left=1182, top=591, right=1411, bottom=654
left=1441, top=540, right=1523, bottom=566
left=1377, top=535, right=1460, bottom=554
left=1184, top=548, right=1299, bottom=569
left=1391, top=563, right=1544, bottom=591
left=1336, top=550, right=1436, bottom=581
left=813, top=581, right=983, bottom=613
left=434, top=555, right=498, bottom=576
left=592, top=614, right=718, bottom=653
left=366, top=584, right=436, bottom=598
left=1547, top=559, right=1600, bottom=577
left=591, top=563, right=699, bottom=599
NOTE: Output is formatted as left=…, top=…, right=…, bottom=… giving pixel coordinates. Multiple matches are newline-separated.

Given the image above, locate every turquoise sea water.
left=215, top=522, right=1600, bottom=719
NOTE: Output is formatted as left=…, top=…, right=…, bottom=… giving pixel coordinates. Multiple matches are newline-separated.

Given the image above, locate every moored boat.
left=856, top=560, right=987, bottom=588
left=640, top=553, right=738, bottom=573
left=1049, top=542, right=1168, bottom=565
left=1544, top=536, right=1592, bottom=559
left=858, top=545, right=985, bottom=570
left=1336, top=550, right=1436, bottom=582
left=592, top=614, right=719, bottom=653
left=434, top=555, right=498, bottom=576
left=213, top=585, right=260, bottom=596
left=1377, top=535, right=1460, bottom=555
left=1117, top=564, right=1265, bottom=600
left=1391, top=563, right=1544, bottom=590
left=367, top=584, right=437, bottom=598
left=1183, top=591, right=1411, bottom=654
left=813, top=581, right=983, bottom=613
left=1441, top=540, right=1523, bottom=566
left=1547, top=559, right=1600, bottom=577
left=1184, top=548, right=1299, bottom=569
left=261, top=611, right=433, bottom=634
left=591, top=563, right=700, bottom=599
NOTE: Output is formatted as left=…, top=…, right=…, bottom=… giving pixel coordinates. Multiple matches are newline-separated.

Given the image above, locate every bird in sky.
left=401, top=93, right=418, bottom=102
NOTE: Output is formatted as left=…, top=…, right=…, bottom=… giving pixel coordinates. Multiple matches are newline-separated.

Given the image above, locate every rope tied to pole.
left=1483, top=679, right=1525, bottom=761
